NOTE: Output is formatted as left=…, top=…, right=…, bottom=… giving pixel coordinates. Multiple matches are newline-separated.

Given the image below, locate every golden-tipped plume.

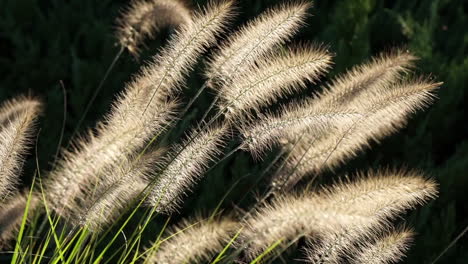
left=116, top=0, right=193, bottom=55
left=147, top=217, right=238, bottom=264
left=206, top=0, right=312, bottom=86
left=0, top=97, right=41, bottom=200
left=147, top=125, right=227, bottom=212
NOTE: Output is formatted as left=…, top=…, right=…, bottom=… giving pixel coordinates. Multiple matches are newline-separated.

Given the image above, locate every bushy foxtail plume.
left=241, top=170, right=436, bottom=258
left=0, top=97, right=41, bottom=200
left=274, top=79, right=440, bottom=189
left=0, top=192, right=39, bottom=248
left=147, top=125, right=227, bottom=212
left=0, top=97, right=41, bottom=129
left=218, top=44, right=332, bottom=117
left=147, top=217, right=238, bottom=264
left=80, top=179, right=148, bottom=232
left=116, top=0, right=193, bottom=55
left=109, top=0, right=235, bottom=125
left=350, top=228, right=414, bottom=264
left=305, top=229, right=359, bottom=264
left=206, top=0, right=312, bottom=86
left=319, top=50, right=416, bottom=108
left=44, top=100, right=177, bottom=218
left=240, top=100, right=357, bottom=158
left=77, top=151, right=162, bottom=231
left=45, top=1, right=234, bottom=217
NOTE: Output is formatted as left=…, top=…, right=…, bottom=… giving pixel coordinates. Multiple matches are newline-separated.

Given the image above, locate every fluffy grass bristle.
left=116, top=0, right=193, bottom=55
left=147, top=217, right=238, bottom=264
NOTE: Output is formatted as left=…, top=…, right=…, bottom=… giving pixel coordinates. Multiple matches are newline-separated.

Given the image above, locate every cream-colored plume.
left=0, top=97, right=41, bottom=200
left=147, top=217, right=238, bottom=264
left=240, top=99, right=357, bottom=157
left=45, top=1, right=234, bottom=218
left=0, top=192, right=39, bottom=247
left=77, top=151, right=161, bottom=231
left=116, top=0, right=193, bottom=55
left=206, top=0, right=312, bottom=86
left=241, top=170, right=436, bottom=257
left=273, top=78, right=440, bottom=189
left=350, top=228, right=414, bottom=264
left=218, top=44, right=332, bottom=117
left=305, top=230, right=358, bottom=264
left=147, top=125, right=227, bottom=212
left=319, top=50, right=416, bottom=107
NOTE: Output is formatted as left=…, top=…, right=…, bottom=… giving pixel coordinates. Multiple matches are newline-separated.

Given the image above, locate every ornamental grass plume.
left=0, top=191, right=39, bottom=248
left=116, top=0, right=193, bottom=55
left=239, top=99, right=357, bottom=157
left=206, top=0, right=312, bottom=86
left=77, top=151, right=162, bottom=231
left=0, top=97, right=41, bottom=201
left=147, top=125, right=227, bottom=213
left=304, top=230, right=358, bottom=264
left=44, top=0, right=234, bottom=219
left=241, top=170, right=437, bottom=258
left=218, top=44, right=332, bottom=117
left=318, top=50, right=417, bottom=107
left=0, top=0, right=445, bottom=263
left=147, top=217, right=238, bottom=264
left=349, top=228, right=414, bottom=264
left=272, top=76, right=440, bottom=190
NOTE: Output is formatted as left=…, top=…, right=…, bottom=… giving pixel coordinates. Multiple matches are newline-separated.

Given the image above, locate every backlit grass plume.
left=45, top=0, right=234, bottom=218
left=147, top=125, right=227, bottom=212
left=240, top=100, right=357, bottom=157
left=0, top=1, right=444, bottom=263
left=319, top=50, right=417, bottom=107
left=77, top=151, right=161, bottom=231
left=116, top=0, right=193, bottom=55
left=206, top=0, right=312, bottom=86
left=241, top=170, right=436, bottom=257
left=147, top=217, right=238, bottom=264
left=218, top=44, right=332, bottom=117
left=0, top=97, right=41, bottom=201
left=349, top=228, right=414, bottom=264
left=273, top=77, right=440, bottom=190
left=0, top=191, right=39, bottom=247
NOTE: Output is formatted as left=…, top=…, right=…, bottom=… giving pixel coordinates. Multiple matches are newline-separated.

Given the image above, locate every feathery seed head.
left=206, top=0, right=312, bottom=86
left=218, top=44, right=332, bottom=117
left=77, top=151, right=162, bottom=231
left=148, top=217, right=238, bottom=264
left=116, top=0, right=193, bottom=55
left=350, top=228, right=414, bottom=264
left=46, top=0, right=234, bottom=218
left=147, top=125, right=227, bottom=212
left=241, top=169, right=436, bottom=257
left=0, top=192, right=40, bottom=247
left=45, top=100, right=177, bottom=218
left=274, top=79, right=440, bottom=188
left=0, top=97, right=41, bottom=200
left=319, top=49, right=417, bottom=108
left=240, top=100, right=358, bottom=158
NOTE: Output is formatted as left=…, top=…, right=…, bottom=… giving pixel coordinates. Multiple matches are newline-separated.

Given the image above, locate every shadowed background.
left=0, top=0, right=466, bottom=262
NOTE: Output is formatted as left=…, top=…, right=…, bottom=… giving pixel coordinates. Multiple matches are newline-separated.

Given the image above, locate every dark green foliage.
left=0, top=0, right=466, bottom=262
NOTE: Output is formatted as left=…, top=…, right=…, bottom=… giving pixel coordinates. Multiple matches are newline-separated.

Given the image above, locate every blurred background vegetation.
left=0, top=0, right=466, bottom=262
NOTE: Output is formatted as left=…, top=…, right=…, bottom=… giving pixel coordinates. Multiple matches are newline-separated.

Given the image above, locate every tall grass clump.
left=0, top=0, right=443, bottom=263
